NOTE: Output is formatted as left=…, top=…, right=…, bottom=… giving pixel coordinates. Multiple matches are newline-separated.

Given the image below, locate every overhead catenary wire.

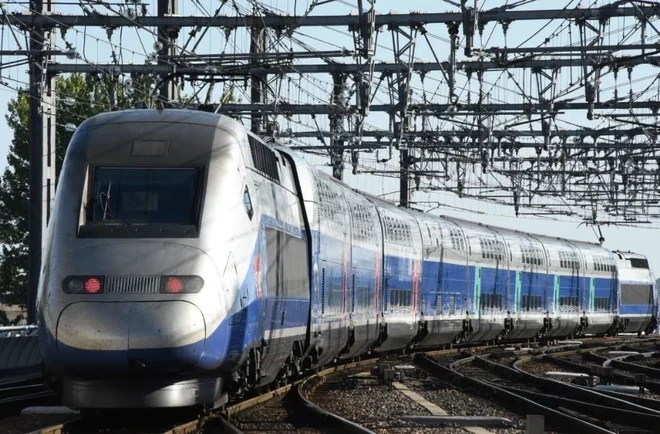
left=1, top=0, right=660, bottom=225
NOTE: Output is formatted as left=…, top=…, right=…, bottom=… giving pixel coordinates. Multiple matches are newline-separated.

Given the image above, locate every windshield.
left=88, top=167, right=200, bottom=226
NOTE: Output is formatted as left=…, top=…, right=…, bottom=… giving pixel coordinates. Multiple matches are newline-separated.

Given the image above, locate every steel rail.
left=222, top=358, right=378, bottom=433
left=498, top=385, right=660, bottom=431
left=586, top=350, right=660, bottom=379
left=296, top=371, right=376, bottom=434
left=502, top=355, right=660, bottom=415
left=415, top=352, right=614, bottom=434
left=578, top=351, right=660, bottom=393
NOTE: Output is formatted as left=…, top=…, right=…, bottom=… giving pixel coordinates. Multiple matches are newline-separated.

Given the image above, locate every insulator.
left=351, top=151, right=359, bottom=175
left=124, top=79, right=134, bottom=95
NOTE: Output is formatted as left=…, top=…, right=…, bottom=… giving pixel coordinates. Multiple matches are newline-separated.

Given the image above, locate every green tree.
left=0, top=73, right=158, bottom=324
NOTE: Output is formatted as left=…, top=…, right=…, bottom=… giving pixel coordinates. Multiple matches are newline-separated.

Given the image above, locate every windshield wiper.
left=98, top=182, right=130, bottom=226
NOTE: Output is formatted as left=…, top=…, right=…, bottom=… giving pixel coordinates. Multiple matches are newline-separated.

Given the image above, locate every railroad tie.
left=392, top=382, right=495, bottom=434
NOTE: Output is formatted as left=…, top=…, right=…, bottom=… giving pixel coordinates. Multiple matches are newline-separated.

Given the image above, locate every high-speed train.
left=37, top=109, right=658, bottom=410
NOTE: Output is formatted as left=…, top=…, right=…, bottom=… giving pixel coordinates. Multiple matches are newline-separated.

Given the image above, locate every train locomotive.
left=37, top=109, right=658, bottom=409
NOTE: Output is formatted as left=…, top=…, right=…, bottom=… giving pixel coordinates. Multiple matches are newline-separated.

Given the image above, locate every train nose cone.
left=56, top=301, right=205, bottom=373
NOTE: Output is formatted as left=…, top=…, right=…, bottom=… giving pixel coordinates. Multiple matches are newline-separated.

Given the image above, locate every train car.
left=614, top=251, right=657, bottom=334
left=369, top=197, right=422, bottom=351
left=305, top=170, right=353, bottom=367
left=337, top=185, right=382, bottom=359
left=38, top=109, right=657, bottom=411
left=445, top=219, right=511, bottom=343
left=37, top=110, right=311, bottom=408
left=413, top=213, right=469, bottom=346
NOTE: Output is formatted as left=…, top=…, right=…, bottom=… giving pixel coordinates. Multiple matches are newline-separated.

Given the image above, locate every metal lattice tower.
left=3, top=0, right=660, bottom=320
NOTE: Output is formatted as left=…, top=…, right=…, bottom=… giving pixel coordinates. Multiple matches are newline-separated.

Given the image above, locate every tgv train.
left=37, top=110, right=658, bottom=409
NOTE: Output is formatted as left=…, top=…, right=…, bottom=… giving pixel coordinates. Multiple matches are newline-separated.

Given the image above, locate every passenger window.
left=243, top=186, right=254, bottom=220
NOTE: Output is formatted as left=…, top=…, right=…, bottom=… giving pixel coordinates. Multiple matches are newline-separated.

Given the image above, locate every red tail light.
left=84, top=277, right=102, bottom=294
left=62, top=276, right=104, bottom=294
left=160, top=276, right=204, bottom=293
left=165, top=277, right=184, bottom=293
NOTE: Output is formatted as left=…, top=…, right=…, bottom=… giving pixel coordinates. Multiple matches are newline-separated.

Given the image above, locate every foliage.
left=0, top=74, right=158, bottom=324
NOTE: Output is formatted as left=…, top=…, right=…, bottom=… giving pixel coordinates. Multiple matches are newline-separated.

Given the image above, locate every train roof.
left=81, top=109, right=241, bottom=133
left=439, top=213, right=601, bottom=247
left=613, top=250, right=647, bottom=259
left=348, top=186, right=602, bottom=248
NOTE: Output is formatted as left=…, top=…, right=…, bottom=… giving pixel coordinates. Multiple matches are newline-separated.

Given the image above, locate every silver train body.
left=37, top=110, right=658, bottom=409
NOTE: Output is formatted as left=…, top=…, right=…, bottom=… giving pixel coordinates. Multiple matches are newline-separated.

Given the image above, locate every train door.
left=263, top=228, right=286, bottom=352
left=344, top=197, right=381, bottom=359
left=504, top=241, right=514, bottom=316
left=514, top=269, right=522, bottom=316
left=256, top=237, right=268, bottom=347
left=610, top=255, right=618, bottom=314
left=576, top=248, right=588, bottom=313
left=435, top=243, right=444, bottom=316
left=429, top=224, right=444, bottom=317
left=473, top=265, right=482, bottom=320
left=311, top=226, right=321, bottom=341
left=412, top=221, right=424, bottom=323
left=538, top=242, right=551, bottom=315
left=571, top=264, right=580, bottom=315
left=495, top=235, right=509, bottom=315
left=462, top=230, right=471, bottom=321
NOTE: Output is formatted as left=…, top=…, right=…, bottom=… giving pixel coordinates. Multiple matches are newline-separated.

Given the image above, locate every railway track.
left=0, top=386, right=58, bottom=417
left=536, top=341, right=660, bottom=391
left=417, top=354, right=613, bottom=433
left=20, top=336, right=658, bottom=434
left=25, top=360, right=378, bottom=434
left=0, top=375, right=59, bottom=418
left=526, top=352, right=660, bottom=412
left=223, top=359, right=377, bottom=434
left=414, top=339, right=660, bottom=433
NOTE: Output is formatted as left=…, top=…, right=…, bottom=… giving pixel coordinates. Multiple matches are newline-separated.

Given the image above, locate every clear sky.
left=1, top=0, right=659, bottom=275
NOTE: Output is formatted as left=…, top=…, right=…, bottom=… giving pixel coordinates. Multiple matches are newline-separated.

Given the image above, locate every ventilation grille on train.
left=105, top=276, right=160, bottom=294
left=248, top=135, right=280, bottom=183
